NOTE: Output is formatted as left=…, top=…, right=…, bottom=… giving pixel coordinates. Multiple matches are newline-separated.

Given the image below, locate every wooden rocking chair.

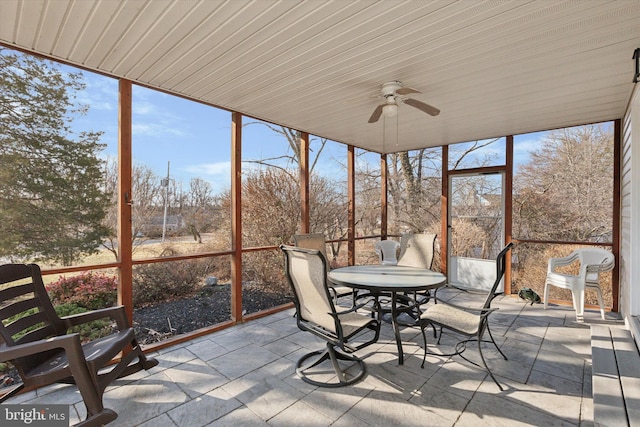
left=0, top=263, right=158, bottom=426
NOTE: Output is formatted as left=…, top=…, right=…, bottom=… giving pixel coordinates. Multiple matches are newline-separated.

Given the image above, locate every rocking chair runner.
left=0, top=263, right=158, bottom=427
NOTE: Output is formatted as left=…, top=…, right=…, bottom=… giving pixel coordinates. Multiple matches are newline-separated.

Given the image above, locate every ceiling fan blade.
left=396, top=87, right=420, bottom=95
left=368, top=104, right=384, bottom=123
left=403, top=98, right=440, bottom=116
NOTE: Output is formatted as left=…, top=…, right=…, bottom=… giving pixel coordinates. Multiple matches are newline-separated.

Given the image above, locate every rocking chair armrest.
left=0, top=334, right=83, bottom=363
left=61, top=305, right=130, bottom=330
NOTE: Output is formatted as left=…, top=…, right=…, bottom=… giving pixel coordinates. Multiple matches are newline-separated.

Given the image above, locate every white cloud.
left=514, top=134, right=548, bottom=156
left=75, top=72, right=117, bottom=111
left=133, top=101, right=156, bottom=115
left=185, top=161, right=231, bottom=176
left=132, top=122, right=187, bottom=138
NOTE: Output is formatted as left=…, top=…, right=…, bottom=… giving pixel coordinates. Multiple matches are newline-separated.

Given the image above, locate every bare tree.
left=387, top=139, right=499, bottom=237
left=102, top=162, right=167, bottom=259
left=512, top=124, right=614, bottom=300
left=241, top=122, right=348, bottom=256
left=183, top=178, right=215, bottom=243
left=514, top=124, right=613, bottom=242
left=387, top=149, right=442, bottom=234
left=354, top=155, right=381, bottom=236
left=242, top=122, right=329, bottom=175
left=240, top=168, right=301, bottom=248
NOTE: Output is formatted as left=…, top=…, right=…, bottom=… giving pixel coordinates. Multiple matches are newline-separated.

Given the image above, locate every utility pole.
left=161, top=161, right=170, bottom=242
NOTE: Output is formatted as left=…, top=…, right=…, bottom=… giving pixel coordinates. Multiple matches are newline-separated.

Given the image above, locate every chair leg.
left=477, top=333, right=504, bottom=391
left=327, top=345, right=346, bottom=384
left=572, top=289, right=585, bottom=321
left=485, top=323, right=507, bottom=361
left=421, top=323, right=505, bottom=390
left=592, top=285, right=605, bottom=319
left=420, top=323, right=450, bottom=367
left=77, top=409, right=118, bottom=427
left=543, top=282, right=550, bottom=309
left=296, top=342, right=366, bottom=387
left=421, top=325, right=428, bottom=368
left=67, top=355, right=118, bottom=426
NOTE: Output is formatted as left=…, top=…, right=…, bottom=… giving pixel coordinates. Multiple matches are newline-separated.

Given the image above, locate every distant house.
left=141, top=215, right=185, bottom=237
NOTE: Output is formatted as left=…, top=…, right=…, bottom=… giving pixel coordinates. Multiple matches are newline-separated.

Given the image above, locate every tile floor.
left=8, top=287, right=624, bottom=426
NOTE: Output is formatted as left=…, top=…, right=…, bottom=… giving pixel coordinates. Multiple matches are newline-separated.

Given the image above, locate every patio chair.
left=0, top=263, right=158, bottom=427
left=373, top=233, right=438, bottom=325
left=544, top=247, right=614, bottom=321
left=397, top=233, right=437, bottom=270
left=375, top=239, right=400, bottom=265
left=418, top=242, right=513, bottom=390
left=398, top=232, right=438, bottom=307
left=293, top=233, right=354, bottom=303
left=280, top=245, right=380, bottom=387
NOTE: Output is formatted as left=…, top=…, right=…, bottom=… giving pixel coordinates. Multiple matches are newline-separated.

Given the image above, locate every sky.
left=67, top=65, right=354, bottom=194
left=58, top=58, right=599, bottom=197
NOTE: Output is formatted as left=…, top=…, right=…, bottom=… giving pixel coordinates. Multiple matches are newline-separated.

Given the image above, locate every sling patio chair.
left=280, top=245, right=380, bottom=387
left=376, top=233, right=438, bottom=325
left=418, top=242, right=513, bottom=390
left=293, top=233, right=355, bottom=304
left=0, top=263, right=158, bottom=426
left=397, top=232, right=438, bottom=306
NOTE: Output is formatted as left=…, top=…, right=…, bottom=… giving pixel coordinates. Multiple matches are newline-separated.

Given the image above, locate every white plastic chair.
left=544, top=247, right=614, bottom=321
left=375, top=240, right=400, bottom=265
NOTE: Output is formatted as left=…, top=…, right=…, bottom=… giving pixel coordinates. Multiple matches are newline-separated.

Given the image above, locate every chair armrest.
left=0, top=334, right=82, bottom=363
left=334, top=303, right=368, bottom=316
left=437, top=301, right=498, bottom=316
left=548, top=252, right=580, bottom=272
left=61, top=305, right=130, bottom=330
left=353, top=291, right=377, bottom=302
left=437, top=300, right=480, bottom=312
left=479, top=307, right=499, bottom=319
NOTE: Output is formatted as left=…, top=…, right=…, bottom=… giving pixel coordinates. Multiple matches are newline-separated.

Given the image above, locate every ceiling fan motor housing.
left=381, top=81, right=404, bottom=96
left=368, top=80, right=439, bottom=123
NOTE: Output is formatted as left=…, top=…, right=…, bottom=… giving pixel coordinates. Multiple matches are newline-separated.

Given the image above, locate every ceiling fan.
left=367, top=80, right=440, bottom=123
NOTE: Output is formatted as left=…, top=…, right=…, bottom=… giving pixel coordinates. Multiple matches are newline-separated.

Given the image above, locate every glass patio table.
left=328, top=264, right=446, bottom=365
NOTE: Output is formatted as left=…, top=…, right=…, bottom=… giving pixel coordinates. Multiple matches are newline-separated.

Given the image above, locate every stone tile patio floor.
left=9, top=287, right=624, bottom=426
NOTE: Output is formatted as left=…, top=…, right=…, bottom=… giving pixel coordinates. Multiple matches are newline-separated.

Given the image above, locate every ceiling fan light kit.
left=368, top=80, right=440, bottom=123
left=383, top=104, right=398, bottom=117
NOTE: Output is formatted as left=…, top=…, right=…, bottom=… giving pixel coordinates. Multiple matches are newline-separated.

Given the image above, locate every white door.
left=448, top=172, right=505, bottom=291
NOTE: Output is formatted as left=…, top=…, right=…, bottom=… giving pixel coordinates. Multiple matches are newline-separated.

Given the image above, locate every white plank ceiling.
left=1, top=0, right=639, bottom=153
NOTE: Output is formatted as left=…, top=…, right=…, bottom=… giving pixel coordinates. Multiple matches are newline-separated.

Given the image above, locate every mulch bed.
left=132, top=283, right=292, bottom=345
